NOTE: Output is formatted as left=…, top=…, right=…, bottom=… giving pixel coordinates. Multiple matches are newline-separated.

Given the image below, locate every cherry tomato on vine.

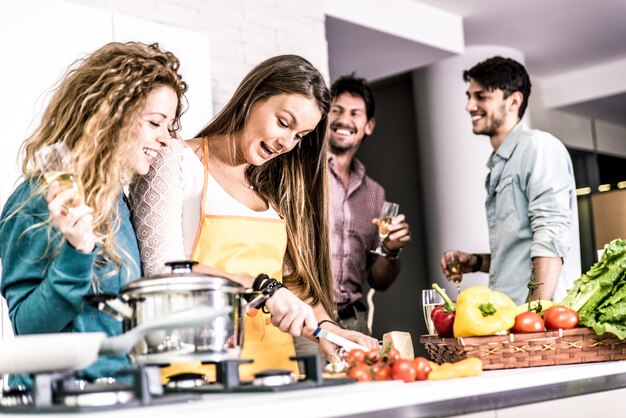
left=347, top=363, right=371, bottom=382
left=391, top=359, right=417, bottom=382
left=346, top=348, right=366, bottom=365
left=365, top=347, right=381, bottom=364
left=544, top=306, right=579, bottom=330
left=383, top=347, right=400, bottom=364
left=371, top=363, right=391, bottom=381
left=412, top=356, right=432, bottom=381
left=511, top=311, right=545, bottom=333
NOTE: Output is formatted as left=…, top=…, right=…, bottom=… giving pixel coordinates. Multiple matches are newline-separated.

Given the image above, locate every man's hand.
left=373, top=213, right=410, bottom=251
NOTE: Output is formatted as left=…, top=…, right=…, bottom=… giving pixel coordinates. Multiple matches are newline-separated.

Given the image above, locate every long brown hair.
left=18, top=41, right=187, bottom=275
left=196, top=55, right=335, bottom=317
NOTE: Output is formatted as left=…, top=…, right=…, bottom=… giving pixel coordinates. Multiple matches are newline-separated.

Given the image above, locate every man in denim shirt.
left=440, top=57, right=580, bottom=305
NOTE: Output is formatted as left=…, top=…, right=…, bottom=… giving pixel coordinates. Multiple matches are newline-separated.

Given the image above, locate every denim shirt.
left=485, top=122, right=579, bottom=305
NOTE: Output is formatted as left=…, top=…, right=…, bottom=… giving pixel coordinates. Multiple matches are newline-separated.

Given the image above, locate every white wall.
left=68, top=0, right=329, bottom=111
left=530, top=81, right=626, bottom=157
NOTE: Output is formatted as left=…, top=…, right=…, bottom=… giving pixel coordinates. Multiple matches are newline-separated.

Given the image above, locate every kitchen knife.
left=313, top=327, right=368, bottom=351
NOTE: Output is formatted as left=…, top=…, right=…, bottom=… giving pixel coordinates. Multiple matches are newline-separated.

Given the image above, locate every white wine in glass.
left=378, top=216, right=394, bottom=239
left=422, top=289, right=444, bottom=335
left=371, top=201, right=400, bottom=255
left=445, top=252, right=463, bottom=295
left=36, top=143, right=84, bottom=208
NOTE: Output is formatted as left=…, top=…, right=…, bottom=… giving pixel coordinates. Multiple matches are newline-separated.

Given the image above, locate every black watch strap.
left=471, top=254, right=483, bottom=272
left=381, top=243, right=402, bottom=260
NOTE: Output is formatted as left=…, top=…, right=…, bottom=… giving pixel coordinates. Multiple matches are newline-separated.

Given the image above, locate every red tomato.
left=511, top=311, right=545, bottom=333
left=544, top=306, right=579, bottom=330
left=365, top=347, right=381, bottom=365
left=346, top=348, right=366, bottom=365
left=371, top=363, right=391, bottom=381
left=411, top=357, right=432, bottom=381
left=347, top=363, right=371, bottom=382
left=390, top=359, right=417, bottom=382
left=383, top=348, right=400, bottom=364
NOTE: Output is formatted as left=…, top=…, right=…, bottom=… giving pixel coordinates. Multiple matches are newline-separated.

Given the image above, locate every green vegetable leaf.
left=562, top=239, right=626, bottom=340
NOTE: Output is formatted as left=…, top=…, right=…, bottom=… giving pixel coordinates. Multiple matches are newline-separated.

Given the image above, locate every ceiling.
left=326, top=0, right=626, bottom=126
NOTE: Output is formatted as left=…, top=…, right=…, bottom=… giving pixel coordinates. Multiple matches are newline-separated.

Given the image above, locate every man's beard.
left=474, top=104, right=506, bottom=137
left=329, top=136, right=354, bottom=155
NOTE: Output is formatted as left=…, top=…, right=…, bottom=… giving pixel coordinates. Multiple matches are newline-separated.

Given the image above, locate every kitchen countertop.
left=3, top=360, right=626, bottom=417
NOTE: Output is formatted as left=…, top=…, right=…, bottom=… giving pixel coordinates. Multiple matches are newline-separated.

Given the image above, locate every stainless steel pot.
left=0, top=306, right=231, bottom=375
left=90, top=261, right=267, bottom=365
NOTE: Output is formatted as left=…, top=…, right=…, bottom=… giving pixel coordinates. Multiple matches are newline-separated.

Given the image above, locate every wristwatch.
left=380, top=243, right=402, bottom=260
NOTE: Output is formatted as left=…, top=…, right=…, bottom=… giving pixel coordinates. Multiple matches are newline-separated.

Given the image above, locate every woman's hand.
left=46, top=181, right=95, bottom=253
left=317, top=323, right=379, bottom=355
left=264, top=288, right=318, bottom=337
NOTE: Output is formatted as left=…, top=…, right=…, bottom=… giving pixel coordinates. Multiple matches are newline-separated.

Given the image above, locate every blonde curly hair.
left=19, top=41, right=187, bottom=276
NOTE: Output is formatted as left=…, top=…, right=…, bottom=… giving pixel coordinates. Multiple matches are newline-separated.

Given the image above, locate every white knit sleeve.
left=129, top=140, right=187, bottom=276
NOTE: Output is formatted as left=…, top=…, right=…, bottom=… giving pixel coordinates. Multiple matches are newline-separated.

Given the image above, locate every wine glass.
left=444, top=251, right=463, bottom=295
left=422, top=289, right=444, bottom=335
left=35, top=142, right=84, bottom=207
left=370, top=201, right=400, bottom=255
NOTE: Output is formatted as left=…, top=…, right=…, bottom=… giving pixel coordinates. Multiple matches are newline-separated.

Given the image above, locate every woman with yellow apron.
left=129, top=55, right=379, bottom=383
left=160, top=140, right=298, bottom=381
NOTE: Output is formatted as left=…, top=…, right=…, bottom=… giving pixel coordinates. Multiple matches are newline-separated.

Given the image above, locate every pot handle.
left=84, top=293, right=133, bottom=321
left=99, top=306, right=231, bottom=356
left=244, top=289, right=271, bottom=313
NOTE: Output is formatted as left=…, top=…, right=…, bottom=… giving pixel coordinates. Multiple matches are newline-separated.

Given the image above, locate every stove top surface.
left=0, top=355, right=355, bottom=413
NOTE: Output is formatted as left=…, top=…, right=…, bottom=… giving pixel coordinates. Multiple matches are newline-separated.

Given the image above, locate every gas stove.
left=0, top=366, right=198, bottom=413
left=0, top=355, right=354, bottom=413
left=165, top=355, right=353, bottom=394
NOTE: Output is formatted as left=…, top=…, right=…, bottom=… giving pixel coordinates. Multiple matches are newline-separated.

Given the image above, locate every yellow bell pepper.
left=453, top=286, right=517, bottom=337
left=427, top=357, right=483, bottom=380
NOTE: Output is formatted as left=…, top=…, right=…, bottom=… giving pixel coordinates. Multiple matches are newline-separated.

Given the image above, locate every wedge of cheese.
left=382, top=331, right=414, bottom=360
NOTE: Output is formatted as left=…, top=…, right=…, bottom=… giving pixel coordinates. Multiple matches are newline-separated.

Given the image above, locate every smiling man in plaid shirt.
left=326, top=74, right=411, bottom=334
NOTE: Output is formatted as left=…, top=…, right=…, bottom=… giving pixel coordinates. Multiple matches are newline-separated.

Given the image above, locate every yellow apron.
left=160, top=140, right=298, bottom=382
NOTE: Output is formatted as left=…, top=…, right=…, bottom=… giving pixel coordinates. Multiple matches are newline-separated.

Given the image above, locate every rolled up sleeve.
left=526, top=137, right=574, bottom=259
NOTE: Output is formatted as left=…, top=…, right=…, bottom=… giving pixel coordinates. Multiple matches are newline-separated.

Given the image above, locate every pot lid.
left=123, top=262, right=245, bottom=295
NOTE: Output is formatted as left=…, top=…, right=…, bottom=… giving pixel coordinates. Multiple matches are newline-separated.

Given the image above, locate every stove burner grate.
left=0, top=367, right=198, bottom=414
left=164, top=355, right=355, bottom=394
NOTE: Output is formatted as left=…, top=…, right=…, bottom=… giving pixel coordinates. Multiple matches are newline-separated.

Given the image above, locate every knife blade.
left=313, top=327, right=368, bottom=351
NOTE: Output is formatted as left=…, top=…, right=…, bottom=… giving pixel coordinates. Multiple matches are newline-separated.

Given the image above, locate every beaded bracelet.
left=261, top=278, right=285, bottom=295
left=258, top=278, right=285, bottom=312
left=252, top=273, right=270, bottom=291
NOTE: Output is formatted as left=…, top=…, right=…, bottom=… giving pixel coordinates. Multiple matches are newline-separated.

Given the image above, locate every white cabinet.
left=496, top=387, right=624, bottom=417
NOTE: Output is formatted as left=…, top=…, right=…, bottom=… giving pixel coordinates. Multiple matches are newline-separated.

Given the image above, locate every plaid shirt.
left=329, top=156, right=385, bottom=308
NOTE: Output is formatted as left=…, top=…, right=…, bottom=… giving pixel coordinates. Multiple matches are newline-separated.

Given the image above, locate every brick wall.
left=68, top=0, right=329, bottom=112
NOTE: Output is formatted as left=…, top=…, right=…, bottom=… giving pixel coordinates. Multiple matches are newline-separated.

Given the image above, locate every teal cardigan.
left=0, top=179, right=141, bottom=385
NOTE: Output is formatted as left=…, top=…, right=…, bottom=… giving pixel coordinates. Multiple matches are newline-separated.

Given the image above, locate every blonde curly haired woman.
left=0, top=41, right=187, bottom=387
